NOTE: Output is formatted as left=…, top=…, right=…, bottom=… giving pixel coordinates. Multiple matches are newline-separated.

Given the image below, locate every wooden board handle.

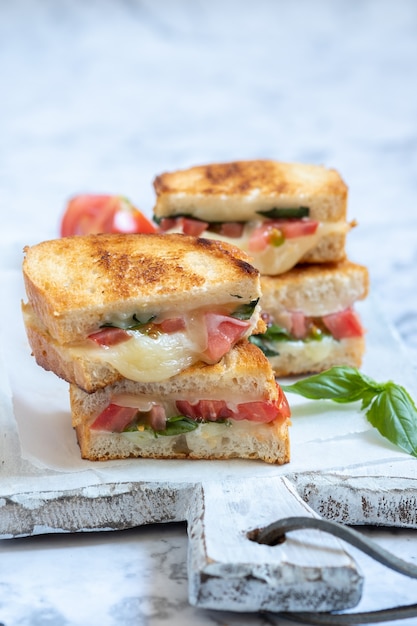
left=186, top=475, right=363, bottom=612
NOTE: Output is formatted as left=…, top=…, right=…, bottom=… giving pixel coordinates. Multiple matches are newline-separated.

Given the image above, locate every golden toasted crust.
left=153, top=160, right=348, bottom=222
left=260, top=260, right=370, bottom=317
left=22, top=306, right=124, bottom=391
left=74, top=418, right=290, bottom=464
left=22, top=233, right=261, bottom=343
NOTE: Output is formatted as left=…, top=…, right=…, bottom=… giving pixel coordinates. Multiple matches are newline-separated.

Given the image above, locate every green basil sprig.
left=155, top=415, right=199, bottom=437
left=281, top=366, right=417, bottom=457
left=231, top=299, right=259, bottom=320
left=101, top=313, right=156, bottom=331
left=256, top=206, right=310, bottom=219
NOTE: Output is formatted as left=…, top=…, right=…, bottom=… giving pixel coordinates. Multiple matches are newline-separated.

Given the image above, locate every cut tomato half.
left=60, top=194, right=157, bottom=236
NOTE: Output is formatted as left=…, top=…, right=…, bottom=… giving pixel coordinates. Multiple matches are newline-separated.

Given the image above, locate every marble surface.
left=1, top=0, right=417, bottom=624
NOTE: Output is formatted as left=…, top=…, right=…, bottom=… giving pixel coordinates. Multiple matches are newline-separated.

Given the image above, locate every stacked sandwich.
left=153, top=159, right=370, bottom=377
left=22, top=232, right=291, bottom=463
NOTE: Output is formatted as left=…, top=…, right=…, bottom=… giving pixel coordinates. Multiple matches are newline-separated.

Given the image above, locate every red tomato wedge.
left=203, top=313, right=250, bottom=361
left=249, top=219, right=319, bottom=252
left=91, top=404, right=137, bottom=432
left=60, top=194, right=157, bottom=237
left=88, top=327, right=131, bottom=347
left=322, top=308, right=365, bottom=340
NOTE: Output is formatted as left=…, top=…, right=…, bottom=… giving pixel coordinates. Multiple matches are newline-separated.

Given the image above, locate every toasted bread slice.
left=252, top=260, right=370, bottom=376
left=260, top=260, right=369, bottom=317
left=153, top=160, right=352, bottom=274
left=154, top=160, right=348, bottom=222
left=70, top=341, right=291, bottom=464
left=22, top=233, right=265, bottom=390
left=23, top=233, right=262, bottom=343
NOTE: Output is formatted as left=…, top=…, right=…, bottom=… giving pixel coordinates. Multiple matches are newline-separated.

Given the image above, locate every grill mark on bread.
left=22, top=232, right=261, bottom=345
left=201, top=161, right=292, bottom=196
left=196, top=237, right=259, bottom=277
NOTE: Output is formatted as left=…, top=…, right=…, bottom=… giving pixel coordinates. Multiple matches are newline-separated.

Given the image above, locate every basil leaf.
left=281, top=366, right=417, bottom=458
left=155, top=416, right=199, bottom=437
left=263, top=323, right=292, bottom=341
left=256, top=206, right=310, bottom=219
left=281, top=366, right=381, bottom=403
left=101, top=313, right=156, bottom=331
left=249, top=335, right=280, bottom=357
left=366, top=383, right=417, bottom=457
left=231, top=299, right=259, bottom=320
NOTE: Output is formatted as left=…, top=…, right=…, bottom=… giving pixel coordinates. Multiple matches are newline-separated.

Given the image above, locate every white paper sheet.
left=1, top=268, right=415, bottom=485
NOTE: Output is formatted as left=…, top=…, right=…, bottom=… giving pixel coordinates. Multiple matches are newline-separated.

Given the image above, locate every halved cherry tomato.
left=91, top=404, right=137, bottom=431
left=60, top=194, right=157, bottom=237
left=322, top=308, right=365, bottom=340
left=203, top=313, right=250, bottom=361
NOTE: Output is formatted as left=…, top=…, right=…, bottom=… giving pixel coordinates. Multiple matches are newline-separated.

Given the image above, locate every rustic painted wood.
left=2, top=285, right=417, bottom=611
left=187, top=477, right=363, bottom=612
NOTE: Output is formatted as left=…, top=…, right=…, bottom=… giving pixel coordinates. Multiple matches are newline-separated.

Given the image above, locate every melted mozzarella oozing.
left=166, top=221, right=349, bottom=274
left=71, top=329, right=204, bottom=383
left=270, top=336, right=335, bottom=364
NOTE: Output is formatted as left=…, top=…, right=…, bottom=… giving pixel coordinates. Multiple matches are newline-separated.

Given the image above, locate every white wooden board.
left=1, top=270, right=417, bottom=611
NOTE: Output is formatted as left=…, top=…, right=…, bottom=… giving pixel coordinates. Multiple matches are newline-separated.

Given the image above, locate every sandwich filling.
left=157, top=208, right=350, bottom=274
left=250, top=307, right=365, bottom=357
left=25, top=301, right=262, bottom=383
left=88, top=382, right=291, bottom=440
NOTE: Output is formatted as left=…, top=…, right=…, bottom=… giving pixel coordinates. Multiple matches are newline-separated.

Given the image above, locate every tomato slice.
left=203, top=313, right=250, bottom=361
left=91, top=404, right=137, bottom=432
left=176, top=400, right=233, bottom=422
left=248, top=219, right=319, bottom=252
left=157, top=317, right=186, bottom=333
left=290, top=311, right=307, bottom=339
left=158, top=217, right=179, bottom=232
left=60, top=194, right=157, bottom=237
left=176, top=383, right=290, bottom=424
left=218, top=222, right=245, bottom=237
left=181, top=217, right=209, bottom=236
left=276, top=219, right=319, bottom=238
left=322, top=308, right=365, bottom=340
left=88, top=327, right=131, bottom=347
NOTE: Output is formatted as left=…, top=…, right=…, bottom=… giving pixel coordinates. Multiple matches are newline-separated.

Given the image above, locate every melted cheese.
left=71, top=329, right=203, bottom=383
left=166, top=221, right=349, bottom=274
left=121, top=416, right=279, bottom=446
left=271, top=336, right=335, bottom=363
